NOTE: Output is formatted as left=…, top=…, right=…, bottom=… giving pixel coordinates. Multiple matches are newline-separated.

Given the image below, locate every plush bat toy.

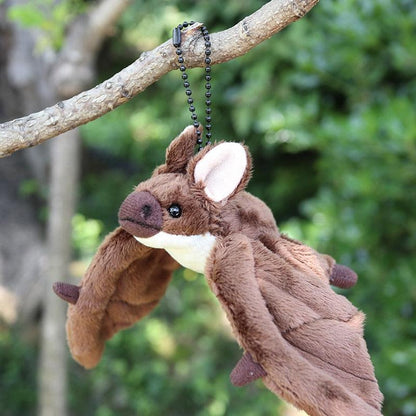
left=54, top=126, right=383, bottom=416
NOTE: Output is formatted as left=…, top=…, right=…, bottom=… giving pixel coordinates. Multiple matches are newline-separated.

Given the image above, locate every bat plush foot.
left=230, top=351, right=267, bottom=386
left=330, top=264, right=358, bottom=289
left=53, top=282, right=80, bottom=305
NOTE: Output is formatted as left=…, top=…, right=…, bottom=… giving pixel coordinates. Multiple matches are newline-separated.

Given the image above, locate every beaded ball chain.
left=172, top=21, right=212, bottom=150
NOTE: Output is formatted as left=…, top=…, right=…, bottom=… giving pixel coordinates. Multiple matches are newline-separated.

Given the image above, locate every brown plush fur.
left=65, top=227, right=178, bottom=368
left=55, top=126, right=383, bottom=414
left=205, top=234, right=382, bottom=415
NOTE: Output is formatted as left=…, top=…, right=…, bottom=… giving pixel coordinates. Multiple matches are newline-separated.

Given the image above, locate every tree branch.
left=0, top=0, right=318, bottom=157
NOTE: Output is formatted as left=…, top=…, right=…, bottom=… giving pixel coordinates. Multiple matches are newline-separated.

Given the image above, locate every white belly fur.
left=134, top=231, right=217, bottom=274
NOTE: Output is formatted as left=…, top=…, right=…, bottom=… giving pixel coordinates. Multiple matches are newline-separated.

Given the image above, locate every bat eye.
left=168, top=204, right=182, bottom=218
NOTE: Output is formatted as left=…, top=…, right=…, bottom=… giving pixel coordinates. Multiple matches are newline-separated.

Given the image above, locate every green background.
left=1, top=0, right=415, bottom=414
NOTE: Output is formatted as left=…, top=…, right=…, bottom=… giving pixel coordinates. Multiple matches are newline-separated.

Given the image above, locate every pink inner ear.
left=194, top=143, right=247, bottom=202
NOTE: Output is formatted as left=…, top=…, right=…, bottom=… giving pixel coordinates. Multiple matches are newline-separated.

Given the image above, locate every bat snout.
left=118, top=191, right=163, bottom=238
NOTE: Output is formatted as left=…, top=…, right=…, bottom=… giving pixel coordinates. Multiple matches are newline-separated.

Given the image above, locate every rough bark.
left=0, top=0, right=319, bottom=157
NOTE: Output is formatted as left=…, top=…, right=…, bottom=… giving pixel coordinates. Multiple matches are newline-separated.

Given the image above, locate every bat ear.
left=155, top=125, right=199, bottom=175
left=191, top=142, right=251, bottom=202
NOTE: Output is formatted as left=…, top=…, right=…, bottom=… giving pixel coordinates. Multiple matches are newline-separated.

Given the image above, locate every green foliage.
left=0, top=330, right=37, bottom=416
left=7, top=0, right=85, bottom=50
left=18, top=179, right=41, bottom=198
left=71, top=214, right=103, bottom=259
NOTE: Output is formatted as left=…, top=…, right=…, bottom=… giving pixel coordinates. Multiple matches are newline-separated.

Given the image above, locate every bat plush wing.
left=54, top=227, right=179, bottom=368
left=205, top=233, right=383, bottom=416
left=184, top=138, right=383, bottom=415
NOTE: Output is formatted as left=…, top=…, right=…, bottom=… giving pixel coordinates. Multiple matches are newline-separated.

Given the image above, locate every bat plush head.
left=118, top=126, right=253, bottom=274
left=54, top=126, right=383, bottom=416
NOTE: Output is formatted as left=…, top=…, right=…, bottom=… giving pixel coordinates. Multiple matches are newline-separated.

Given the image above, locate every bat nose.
left=118, top=191, right=163, bottom=238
